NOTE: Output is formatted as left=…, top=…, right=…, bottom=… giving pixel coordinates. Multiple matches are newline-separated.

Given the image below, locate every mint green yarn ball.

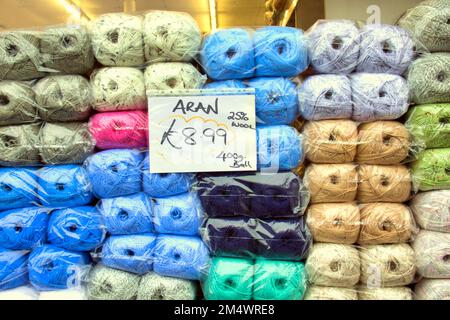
left=412, top=148, right=450, bottom=191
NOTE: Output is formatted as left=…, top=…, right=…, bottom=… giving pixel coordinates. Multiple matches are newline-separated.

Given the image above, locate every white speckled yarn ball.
left=415, top=279, right=450, bottom=300
left=304, top=286, right=358, bottom=300
left=410, top=190, right=450, bottom=233
left=0, top=123, right=40, bottom=166
left=358, top=286, right=413, bottom=300
left=413, top=230, right=450, bottom=279
left=0, top=81, right=38, bottom=126
left=137, top=273, right=197, bottom=300
left=144, top=62, right=206, bottom=90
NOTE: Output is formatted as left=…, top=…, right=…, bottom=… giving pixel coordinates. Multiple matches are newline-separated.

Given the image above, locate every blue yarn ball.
left=247, top=77, right=299, bottom=125
left=257, top=125, right=303, bottom=171
left=101, top=234, right=157, bottom=275
left=153, top=235, right=210, bottom=280
left=98, top=192, right=153, bottom=235
left=47, top=206, right=105, bottom=252
left=0, top=248, right=29, bottom=290
left=28, top=245, right=90, bottom=290
left=203, top=80, right=246, bottom=90
left=0, top=167, right=38, bottom=211
left=0, top=207, right=49, bottom=250
left=84, top=149, right=143, bottom=199
left=37, top=165, right=93, bottom=208
left=201, top=28, right=255, bottom=80
left=153, top=192, right=203, bottom=236
left=254, top=26, right=308, bottom=77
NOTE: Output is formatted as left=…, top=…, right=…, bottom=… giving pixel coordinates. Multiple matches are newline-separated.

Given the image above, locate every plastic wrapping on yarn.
left=0, top=207, right=49, bottom=250
left=101, top=234, right=157, bottom=275
left=153, top=235, right=210, bottom=281
left=28, top=245, right=91, bottom=290
left=38, top=287, right=87, bottom=300
left=359, top=244, right=416, bottom=287
left=84, top=149, right=143, bottom=199
left=0, top=167, right=38, bottom=211
left=306, top=203, right=360, bottom=244
left=89, top=110, right=148, bottom=150
left=203, top=80, right=246, bottom=90
left=356, top=121, right=411, bottom=165
left=413, top=230, right=450, bottom=279
left=351, top=73, right=410, bottom=122
left=399, top=0, right=450, bottom=52
left=303, top=120, right=357, bottom=164
left=415, top=279, right=450, bottom=300
left=357, top=165, right=412, bottom=203
left=144, top=62, right=206, bottom=90
left=0, top=286, right=38, bottom=300
left=405, top=103, right=450, bottom=149
left=358, top=286, right=413, bottom=300
left=40, top=25, right=94, bottom=75
left=90, top=13, right=144, bottom=67
left=306, top=20, right=360, bottom=74
left=91, top=67, right=147, bottom=112
left=357, top=24, right=415, bottom=75
left=0, top=248, right=29, bottom=290
left=137, top=273, right=197, bottom=300
left=410, top=190, right=450, bottom=233
left=195, top=171, right=309, bottom=218
left=34, top=75, right=92, bottom=122
left=98, top=192, right=153, bottom=235
left=304, top=286, right=358, bottom=300
left=408, top=53, right=450, bottom=104
left=37, top=165, right=93, bottom=208
left=304, top=164, right=358, bottom=204
left=0, top=81, right=38, bottom=126
left=0, top=124, right=40, bottom=166
left=305, top=243, right=360, bottom=287
left=143, top=11, right=201, bottom=63
left=411, top=148, right=450, bottom=191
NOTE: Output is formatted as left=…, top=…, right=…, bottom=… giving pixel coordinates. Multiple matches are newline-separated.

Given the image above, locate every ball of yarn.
left=298, top=75, right=353, bottom=121
left=38, top=287, right=87, bottom=300
left=0, top=248, right=29, bottom=290
left=411, top=148, right=450, bottom=191
left=304, top=286, right=358, bottom=300
left=144, top=62, right=206, bottom=90
left=37, top=165, right=93, bottom=208
left=303, top=120, right=357, bottom=164
left=0, top=124, right=40, bottom=166
left=101, top=234, right=157, bottom=275
left=358, top=203, right=415, bottom=245
left=358, top=286, right=413, bottom=300
left=0, top=167, right=38, bottom=211
left=90, top=13, right=144, bottom=67
left=153, top=192, right=202, bottom=236
left=357, top=165, right=412, bottom=203
left=408, top=53, right=450, bottom=104
left=203, top=257, right=253, bottom=300
left=98, top=192, right=153, bottom=235
left=247, top=77, right=299, bottom=125
left=47, top=206, right=105, bottom=252
left=415, top=279, right=450, bottom=300
left=201, top=28, right=255, bottom=80
left=28, top=245, right=90, bottom=290
left=410, top=190, right=450, bottom=233
left=0, top=81, right=38, bottom=126
left=153, top=235, right=210, bottom=280
left=253, top=259, right=307, bottom=300
left=360, top=244, right=416, bottom=287
left=405, top=103, right=450, bottom=149
left=0, top=286, right=38, bottom=300
left=89, top=110, right=148, bottom=150
left=306, top=243, right=360, bottom=287
left=0, top=207, right=49, bottom=250
left=34, top=75, right=92, bottom=122
left=143, top=11, right=201, bottom=63
left=204, top=80, right=246, bottom=90
left=40, top=25, right=94, bottom=75
left=137, top=272, right=197, bottom=300
left=307, top=20, right=360, bottom=74
left=306, top=203, right=360, bottom=244
left=84, top=149, right=143, bottom=199
left=254, top=26, right=308, bottom=77
left=356, top=121, right=411, bottom=165
left=413, top=230, right=450, bottom=279
left=351, top=73, right=409, bottom=122
left=257, top=125, right=303, bottom=171
left=91, top=67, right=146, bottom=112
left=304, top=164, right=358, bottom=204
left=357, top=24, right=415, bottom=75
left=87, top=264, right=140, bottom=300
left=399, top=0, right=450, bottom=52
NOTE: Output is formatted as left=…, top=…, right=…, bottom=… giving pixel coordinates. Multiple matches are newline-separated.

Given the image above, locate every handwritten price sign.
left=148, top=89, right=257, bottom=173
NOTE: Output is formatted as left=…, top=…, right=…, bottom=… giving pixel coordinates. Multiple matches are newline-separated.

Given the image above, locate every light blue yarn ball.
left=0, top=248, right=29, bottom=290
left=0, top=167, right=38, bottom=211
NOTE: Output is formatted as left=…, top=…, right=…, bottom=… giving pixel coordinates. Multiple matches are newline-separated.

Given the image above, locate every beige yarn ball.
left=358, top=286, right=413, bottom=300
left=415, top=279, right=450, bottom=300
left=0, top=123, right=40, bottom=166
left=410, top=190, right=450, bottom=233
left=304, top=286, right=358, bottom=300
left=413, top=230, right=450, bottom=279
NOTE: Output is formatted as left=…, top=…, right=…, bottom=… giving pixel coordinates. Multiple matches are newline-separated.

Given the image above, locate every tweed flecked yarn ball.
left=358, top=286, right=413, bottom=300
left=0, top=81, right=38, bottom=126
left=410, top=190, right=450, bottom=233
left=413, top=230, right=450, bottom=279
left=144, top=62, right=206, bottom=90
left=0, top=123, right=40, bottom=166
left=415, top=279, right=450, bottom=300
left=304, top=286, right=358, bottom=300
left=137, top=273, right=197, bottom=300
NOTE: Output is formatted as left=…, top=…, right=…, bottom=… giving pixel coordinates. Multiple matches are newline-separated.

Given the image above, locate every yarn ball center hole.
left=381, top=40, right=393, bottom=54
left=274, top=278, right=287, bottom=289
left=330, top=260, right=341, bottom=272
left=68, top=224, right=78, bottom=232
left=1, top=183, right=12, bottom=192
left=61, top=35, right=76, bottom=48
left=56, top=183, right=65, bottom=191
left=380, top=175, right=390, bottom=187
left=173, top=252, right=181, bottom=260
left=439, top=117, right=450, bottom=124
left=324, top=90, right=333, bottom=100
left=331, top=36, right=343, bottom=50
left=333, top=217, right=343, bottom=226
left=170, top=208, right=182, bottom=220
left=277, top=44, right=286, bottom=55
left=443, top=255, right=450, bottom=263
left=225, top=48, right=237, bottom=59
left=108, top=80, right=119, bottom=91
left=224, top=278, right=236, bottom=288
left=14, top=225, right=22, bottom=233
left=437, top=71, right=446, bottom=82
left=6, top=44, right=19, bottom=57
left=382, top=135, right=392, bottom=145
left=126, top=249, right=134, bottom=257
left=165, top=78, right=178, bottom=88
left=380, top=220, right=394, bottom=232
left=388, top=259, right=399, bottom=271
left=0, top=95, right=10, bottom=106
left=329, top=175, right=340, bottom=185
left=118, top=210, right=129, bottom=221
left=107, top=30, right=119, bottom=44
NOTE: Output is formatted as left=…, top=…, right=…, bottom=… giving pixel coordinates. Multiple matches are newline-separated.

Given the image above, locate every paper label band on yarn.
left=147, top=89, right=257, bottom=173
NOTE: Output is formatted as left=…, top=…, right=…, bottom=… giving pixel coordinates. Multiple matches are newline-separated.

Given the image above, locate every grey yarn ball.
left=144, top=62, right=206, bottom=90
left=34, top=75, right=92, bottom=122
left=137, top=273, right=197, bottom=300
left=0, top=81, right=39, bottom=126
left=38, top=122, right=94, bottom=164
left=87, top=265, right=141, bottom=300
left=0, top=123, right=40, bottom=165
left=40, top=25, right=94, bottom=75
